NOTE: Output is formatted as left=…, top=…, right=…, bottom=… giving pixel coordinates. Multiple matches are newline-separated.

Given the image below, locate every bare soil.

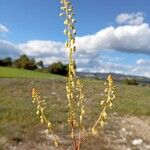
left=1, top=115, right=150, bottom=150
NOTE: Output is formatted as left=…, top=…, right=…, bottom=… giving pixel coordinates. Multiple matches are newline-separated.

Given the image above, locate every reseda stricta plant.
left=31, top=0, right=116, bottom=150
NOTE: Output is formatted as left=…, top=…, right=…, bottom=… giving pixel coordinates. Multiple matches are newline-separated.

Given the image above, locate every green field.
left=0, top=66, right=63, bottom=79
left=0, top=67, right=150, bottom=149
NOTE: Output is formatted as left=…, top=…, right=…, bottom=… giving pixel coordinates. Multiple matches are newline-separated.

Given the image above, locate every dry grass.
left=0, top=78, right=150, bottom=149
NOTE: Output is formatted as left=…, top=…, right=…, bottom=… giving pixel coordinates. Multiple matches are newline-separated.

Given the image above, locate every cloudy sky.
left=0, top=0, right=150, bottom=77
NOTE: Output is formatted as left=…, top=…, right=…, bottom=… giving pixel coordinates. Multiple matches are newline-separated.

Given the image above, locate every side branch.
left=90, top=75, right=116, bottom=135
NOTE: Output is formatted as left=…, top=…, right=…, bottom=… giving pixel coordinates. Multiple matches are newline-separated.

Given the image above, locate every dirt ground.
left=1, top=115, right=150, bottom=150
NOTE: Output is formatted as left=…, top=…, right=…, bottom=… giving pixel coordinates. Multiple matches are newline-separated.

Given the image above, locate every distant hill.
left=77, top=72, right=150, bottom=85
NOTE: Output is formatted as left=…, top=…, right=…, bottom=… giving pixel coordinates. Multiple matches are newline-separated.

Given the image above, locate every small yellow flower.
left=64, top=19, right=68, bottom=25
left=40, top=117, right=44, bottom=124
left=91, top=128, right=98, bottom=136
left=54, top=140, right=58, bottom=148
left=36, top=110, right=40, bottom=115
left=48, top=122, right=51, bottom=128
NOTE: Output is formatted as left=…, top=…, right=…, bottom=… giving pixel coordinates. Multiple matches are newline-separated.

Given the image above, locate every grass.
left=0, top=66, right=63, bottom=79
left=114, top=83, right=150, bottom=116
left=0, top=76, right=150, bottom=149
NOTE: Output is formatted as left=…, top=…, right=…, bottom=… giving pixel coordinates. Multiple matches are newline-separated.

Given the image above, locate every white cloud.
left=19, top=40, right=66, bottom=57
left=0, top=24, right=9, bottom=33
left=1, top=13, right=150, bottom=58
left=76, top=23, right=150, bottom=55
left=136, top=59, right=150, bottom=65
left=77, top=63, right=129, bottom=74
left=36, top=56, right=67, bottom=65
left=0, top=39, right=67, bottom=65
left=77, top=62, right=150, bottom=78
left=116, top=12, right=144, bottom=25
left=131, top=66, right=150, bottom=78
left=0, top=40, right=20, bottom=58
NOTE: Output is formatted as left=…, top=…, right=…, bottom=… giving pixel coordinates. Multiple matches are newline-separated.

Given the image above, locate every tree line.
left=0, top=55, right=69, bottom=76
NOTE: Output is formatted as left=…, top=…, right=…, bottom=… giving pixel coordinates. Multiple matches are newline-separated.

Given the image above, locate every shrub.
left=123, top=78, right=138, bottom=85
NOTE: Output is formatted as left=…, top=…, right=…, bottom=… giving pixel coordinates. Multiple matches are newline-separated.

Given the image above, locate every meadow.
left=0, top=66, right=63, bottom=79
left=0, top=67, right=150, bottom=149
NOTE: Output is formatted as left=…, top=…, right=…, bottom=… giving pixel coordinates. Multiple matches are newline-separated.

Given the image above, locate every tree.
left=47, top=62, right=68, bottom=75
left=3, top=57, right=12, bottom=66
left=0, top=59, right=4, bottom=66
left=13, top=54, right=37, bottom=70
left=37, top=60, right=44, bottom=69
left=0, top=57, right=12, bottom=66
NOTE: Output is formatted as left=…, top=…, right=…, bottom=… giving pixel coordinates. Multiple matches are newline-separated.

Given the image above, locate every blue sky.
left=0, top=0, right=150, bottom=77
